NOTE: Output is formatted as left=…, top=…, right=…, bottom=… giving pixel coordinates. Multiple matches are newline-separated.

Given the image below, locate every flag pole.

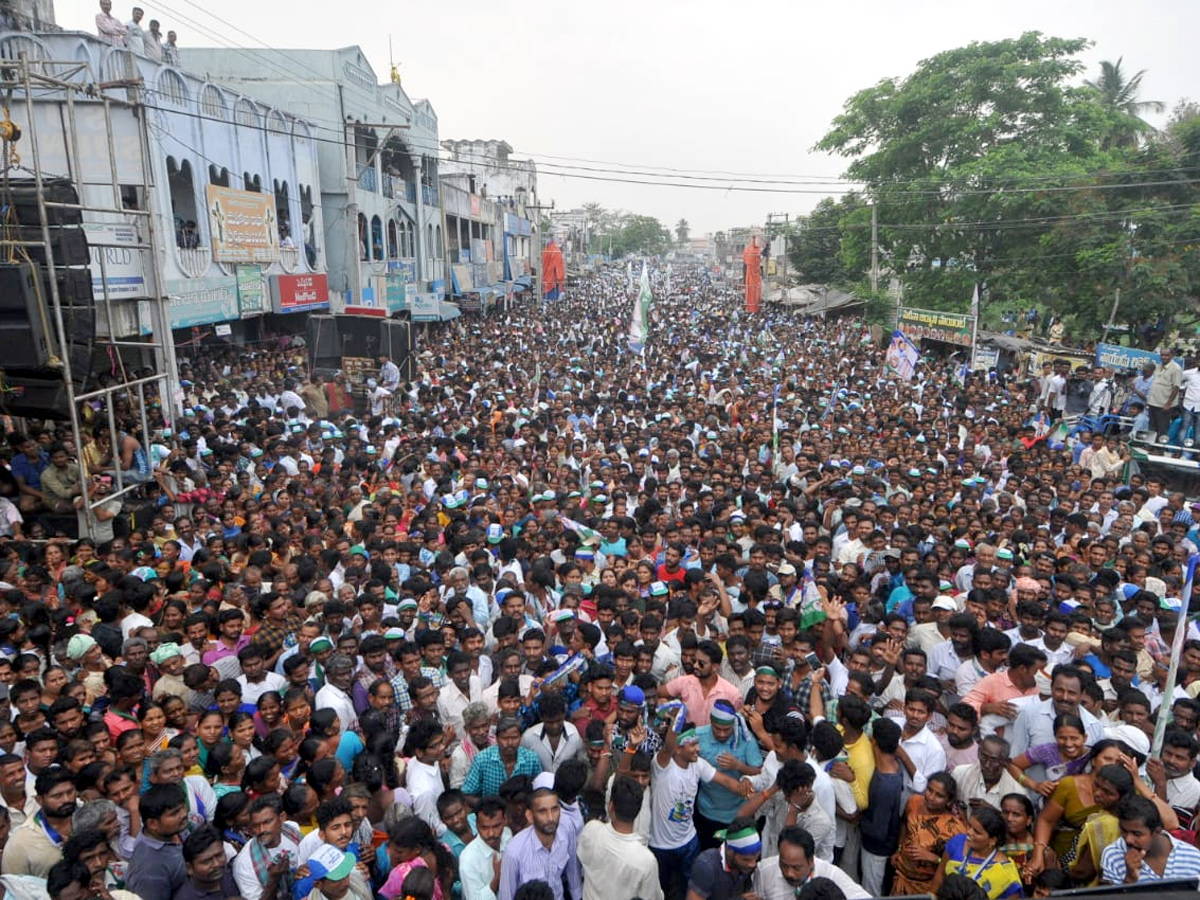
left=1151, top=553, right=1198, bottom=756
left=969, top=283, right=981, bottom=371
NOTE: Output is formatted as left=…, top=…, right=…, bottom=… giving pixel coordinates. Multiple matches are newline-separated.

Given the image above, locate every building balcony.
left=176, top=245, right=211, bottom=279
left=357, top=165, right=378, bottom=193
left=382, top=173, right=406, bottom=200
left=278, top=246, right=302, bottom=274
left=423, top=184, right=438, bottom=206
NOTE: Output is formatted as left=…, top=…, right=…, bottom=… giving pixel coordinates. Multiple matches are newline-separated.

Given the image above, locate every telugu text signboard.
left=167, top=276, right=238, bottom=329
left=205, top=184, right=280, bottom=264
left=272, top=273, right=329, bottom=314
left=897, top=307, right=974, bottom=347
left=1095, top=342, right=1160, bottom=372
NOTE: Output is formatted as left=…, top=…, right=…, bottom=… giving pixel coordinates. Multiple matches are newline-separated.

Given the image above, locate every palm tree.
left=675, top=218, right=690, bottom=246
left=1085, top=57, right=1165, bottom=148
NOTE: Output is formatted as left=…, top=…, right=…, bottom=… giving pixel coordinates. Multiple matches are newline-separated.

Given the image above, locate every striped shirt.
left=1101, top=833, right=1200, bottom=884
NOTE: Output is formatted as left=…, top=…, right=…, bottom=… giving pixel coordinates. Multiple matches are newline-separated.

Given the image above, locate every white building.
left=186, top=45, right=444, bottom=315
left=0, top=27, right=327, bottom=342
left=440, top=139, right=537, bottom=286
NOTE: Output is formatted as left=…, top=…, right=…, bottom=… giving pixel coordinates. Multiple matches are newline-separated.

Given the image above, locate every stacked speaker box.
left=0, top=178, right=95, bottom=419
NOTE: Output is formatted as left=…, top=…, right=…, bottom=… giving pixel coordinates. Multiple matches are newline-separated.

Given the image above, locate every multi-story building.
left=0, top=26, right=328, bottom=344
left=187, top=45, right=444, bottom=316
left=440, top=140, right=537, bottom=284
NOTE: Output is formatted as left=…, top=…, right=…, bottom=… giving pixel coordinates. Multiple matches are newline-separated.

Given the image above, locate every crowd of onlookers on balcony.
left=95, top=0, right=180, bottom=65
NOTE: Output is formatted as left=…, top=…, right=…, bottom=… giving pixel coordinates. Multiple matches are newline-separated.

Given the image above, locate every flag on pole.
left=627, top=261, right=652, bottom=353
left=772, top=384, right=781, bottom=458
left=666, top=263, right=673, bottom=296
left=968, top=283, right=981, bottom=370
left=558, top=513, right=602, bottom=546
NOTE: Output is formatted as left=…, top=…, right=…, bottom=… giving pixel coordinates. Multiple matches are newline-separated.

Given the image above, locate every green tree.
left=611, top=215, right=671, bottom=257
left=816, top=32, right=1129, bottom=316
left=786, top=193, right=868, bottom=285
left=1085, top=58, right=1165, bottom=149
left=675, top=218, right=690, bottom=245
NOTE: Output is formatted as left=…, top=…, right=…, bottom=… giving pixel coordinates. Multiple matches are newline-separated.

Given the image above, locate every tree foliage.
left=786, top=193, right=869, bottom=285
left=1084, top=57, right=1165, bottom=149
left=611, top=214, right=672, bottom=258
left=675, top=218, right=690, bottom=245
left=813, top=32, right=1200, bottom=337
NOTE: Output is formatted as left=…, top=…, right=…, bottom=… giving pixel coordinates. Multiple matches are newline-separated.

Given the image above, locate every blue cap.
left=618, top=685, right=646, bottom=707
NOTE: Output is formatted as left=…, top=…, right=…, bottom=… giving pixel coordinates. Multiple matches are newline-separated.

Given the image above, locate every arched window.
left=435, top=225, right=443, bottom=257
left=357, top=213, right=368, bottom=261
left=200, top=85, right=228, bottom=121
left=267, top=111, right=288, bottom=135
left=370, top=216, right=384, bottom=261
left=166, top=157, right=198, bottom=249
left=427, top=224, right=434, bottom=259
left=208, top=164, right=230, bottom=188
left=158, top=70, right=188, bottom=107
left=387, top=220, right=399, bottom=260
left=234, top=99, right=259, bottom=129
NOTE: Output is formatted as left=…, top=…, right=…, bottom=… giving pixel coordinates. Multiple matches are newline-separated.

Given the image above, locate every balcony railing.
left=278, top=246, right=302, bottom=273
left=176, top=245, right=211, bottom=279
left=357, top=165, right=378, bottom=193
left=382, top=173, right=407, bottom=200
left=422, top=183, right=438, bottom=206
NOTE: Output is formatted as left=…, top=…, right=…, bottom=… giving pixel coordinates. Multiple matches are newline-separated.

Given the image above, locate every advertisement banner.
left=236, top=265, right=267, bottom=317
left=272, top=273, right=329, bottom=314
left=84, top=223, right=147, bottom=299
left=167, top=275, right=238, bottom=329
left=972, top=344, right=1001, bottom=371
left=381, top=276, right=408, bottom=313
left=411, top=292, right=440, bottom=322
left=1095, top=342, right=1160, bottom=372
left=898, top=307, right=974, bottom=347
left=884, top=329, right=920, bottom=381
left=205, top=184, right=280, bottom=263
left=386, top=260, right=417, bottom=283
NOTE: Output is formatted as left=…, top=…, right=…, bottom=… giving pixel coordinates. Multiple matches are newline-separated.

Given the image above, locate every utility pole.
left=870, top=201, right=879, bottom=295
left=525, top=200, right=555, bottom=301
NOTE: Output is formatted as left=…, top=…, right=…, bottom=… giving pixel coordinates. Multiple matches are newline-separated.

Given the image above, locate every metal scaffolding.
left=0, top=54, right=178, bottom=536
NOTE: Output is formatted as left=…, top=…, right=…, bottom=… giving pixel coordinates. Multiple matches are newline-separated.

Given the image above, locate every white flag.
left=627, top=262, right=652, bottom=353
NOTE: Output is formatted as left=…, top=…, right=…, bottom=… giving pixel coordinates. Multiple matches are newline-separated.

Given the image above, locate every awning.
left=514, top=275, right=533, bottom=290
left=481, top=283, right=507, bottom=296
left=412, top=299, right=461, bottom=322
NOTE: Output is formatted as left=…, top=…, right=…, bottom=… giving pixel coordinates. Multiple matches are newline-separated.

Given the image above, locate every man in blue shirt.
left=10, top=434, right=48, bottom=514
left=694, top=699, right=762, bottom=851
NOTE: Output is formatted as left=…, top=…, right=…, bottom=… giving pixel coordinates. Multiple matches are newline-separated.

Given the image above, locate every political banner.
left=1095, top=342, right=1160, bottom=372
left=898, top=307, right=974, bottom=347
left=884, top=329, right=920, bottom=380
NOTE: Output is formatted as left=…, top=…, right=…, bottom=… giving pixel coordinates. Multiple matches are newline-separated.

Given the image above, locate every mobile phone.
left=804, top=652, right=821, bottom=670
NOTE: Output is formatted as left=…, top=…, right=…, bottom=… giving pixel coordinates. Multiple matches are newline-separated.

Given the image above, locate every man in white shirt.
left=578, top=777, right=663, bottom=900
left=438, top=651, right=484, bottom=742
left=1149, top=729, right=1200, bottom=824
left=753, top=826, right=870, bottom=900
left=124, top=5, right=145, bottom=52
left=314, top=656, right=358, bottom=733
left=897, top=688, right=946, bottom=797
left=460, top=798, right=511, bottom=900
left=236, top=645, right=287, bottom=705
left=952, top=735, right=1029, bottom=810
left=232, top=795, right=302, bottom=900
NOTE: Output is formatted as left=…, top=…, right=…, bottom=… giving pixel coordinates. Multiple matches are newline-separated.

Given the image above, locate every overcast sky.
left=62, top=0, right=1200, bottom=235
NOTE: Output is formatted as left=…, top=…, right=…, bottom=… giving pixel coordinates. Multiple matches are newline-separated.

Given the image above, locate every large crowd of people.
left=0, top=264, right=1198, bottom=900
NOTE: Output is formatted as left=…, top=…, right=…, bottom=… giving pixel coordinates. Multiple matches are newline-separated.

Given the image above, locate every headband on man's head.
left=718, top=824, right=762, bottom=855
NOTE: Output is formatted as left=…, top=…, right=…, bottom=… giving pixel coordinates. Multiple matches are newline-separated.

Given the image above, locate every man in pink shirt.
left=962, top=643, right=1046, bottom=739
left=660, top=640, right=742, bottom=725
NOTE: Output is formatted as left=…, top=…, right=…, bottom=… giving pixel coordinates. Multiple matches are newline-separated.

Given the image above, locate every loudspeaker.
left=5, top=179, right=83, bottom=226
left=306, top=315, right=339, bottom=361
left=0, top=262, right=52, bottom=367
left=19, top=226, right=89, bottom=266
left=0, top=261, right=96, bottom=374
